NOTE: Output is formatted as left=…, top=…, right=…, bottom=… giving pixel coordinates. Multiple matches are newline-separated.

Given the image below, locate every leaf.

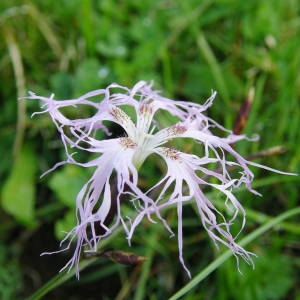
left=54, top=209, right=76, bottom=240
left=1, top=145, right=37, bottom=227
left=48, top=165, right=88, bottom=208
left=221, top=251, right=294, bottom=300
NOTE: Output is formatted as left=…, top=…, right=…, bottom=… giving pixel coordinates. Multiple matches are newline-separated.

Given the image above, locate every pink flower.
left=26, top=81, right=293, bottom=278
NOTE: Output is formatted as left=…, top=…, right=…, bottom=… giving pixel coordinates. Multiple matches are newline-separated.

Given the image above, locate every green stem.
left=27, top=259, right=95, bottom=300
left=26, top=226, right=122, bottom=300
left=26, top=258, right=96, bottom=300
left=26, top=200, right=300, bottom=300
left=168, top=206, right=300, bottom=300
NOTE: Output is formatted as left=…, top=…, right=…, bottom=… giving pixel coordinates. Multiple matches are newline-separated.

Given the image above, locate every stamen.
left=139, top=103, right=153, bottom=115
left=168, top=124, right=187, bottom=136
left=119, top=137, right=137, bottom=149
left=160, top=147, right=180, bottom=160
left=110, top=106, right=131, bottom=124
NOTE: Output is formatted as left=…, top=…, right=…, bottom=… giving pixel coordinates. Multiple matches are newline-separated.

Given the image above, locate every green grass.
left=0, top=0, right=299, bottom=299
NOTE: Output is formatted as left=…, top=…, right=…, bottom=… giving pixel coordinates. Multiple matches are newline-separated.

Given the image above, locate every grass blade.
left=169, top=206, right=300, bottom=300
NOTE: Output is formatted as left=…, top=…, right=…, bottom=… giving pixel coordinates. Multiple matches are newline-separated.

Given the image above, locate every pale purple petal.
left=25, top=80, right=295, bottom=278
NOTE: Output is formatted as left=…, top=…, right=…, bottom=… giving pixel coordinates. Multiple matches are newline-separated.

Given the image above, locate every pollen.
left=168, top=124, right=187, bottom=136
left=110, top=106, right=130, bottom=124
left=119, top=137, right=137, bottom=149
left=160, top=147, right=180, bottom=160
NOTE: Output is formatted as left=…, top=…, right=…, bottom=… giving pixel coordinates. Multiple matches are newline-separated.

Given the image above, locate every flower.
left=26, top=81, right=293, bottom=278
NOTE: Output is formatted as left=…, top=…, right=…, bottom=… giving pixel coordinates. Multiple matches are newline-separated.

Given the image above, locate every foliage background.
left=0, top=0, right=299, bottom=299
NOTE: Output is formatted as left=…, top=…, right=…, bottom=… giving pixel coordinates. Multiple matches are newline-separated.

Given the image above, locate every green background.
left=0, top=0, right=299, bottom=299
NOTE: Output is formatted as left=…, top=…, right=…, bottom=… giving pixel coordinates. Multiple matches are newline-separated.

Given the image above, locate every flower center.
left=159, top=147, right=180, bottom=160
left=167, top=124, right=187, bottom=136
left=119, top=137, right=137, bottom=149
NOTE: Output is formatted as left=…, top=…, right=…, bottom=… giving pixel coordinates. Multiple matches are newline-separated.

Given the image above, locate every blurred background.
left=0, top=0, right=299, bottom=299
